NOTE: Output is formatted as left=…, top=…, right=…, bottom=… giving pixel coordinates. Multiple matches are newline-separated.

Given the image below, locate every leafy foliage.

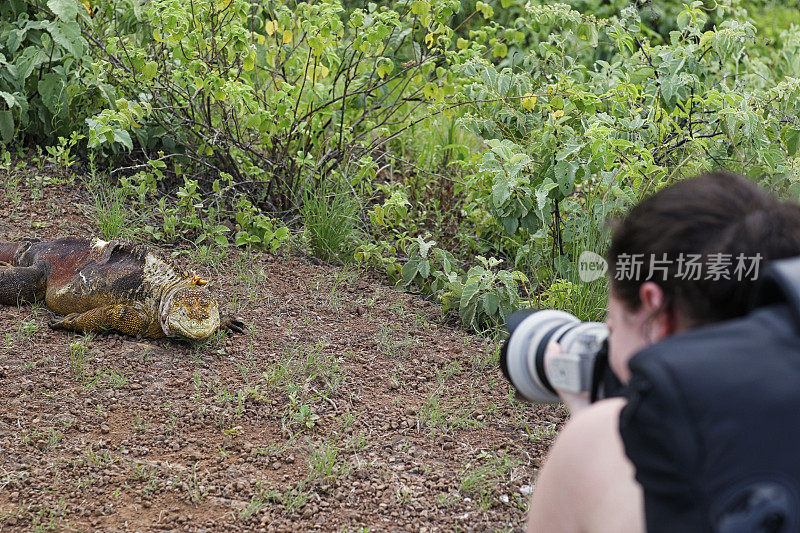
left=0, top=0, right=102, bottom=144
left=2, top=0, right=800, bottom=331
left=450, top=1, right=800, bottom=286
left=84, top=0, right=471, bottom=213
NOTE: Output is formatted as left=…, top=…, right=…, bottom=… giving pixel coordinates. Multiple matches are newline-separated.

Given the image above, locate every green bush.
left=85, top=0, right=471, bottom=213
left=0, top=0, right=105, bottom=145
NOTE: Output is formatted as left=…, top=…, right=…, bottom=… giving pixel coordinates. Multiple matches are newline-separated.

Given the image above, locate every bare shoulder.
left=527, top=398, right=644, bottom=533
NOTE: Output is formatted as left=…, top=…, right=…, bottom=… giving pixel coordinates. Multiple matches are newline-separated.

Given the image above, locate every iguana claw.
left=49, top=313, right=80, bottom=330
left=221, top=314, right=245, bottom=334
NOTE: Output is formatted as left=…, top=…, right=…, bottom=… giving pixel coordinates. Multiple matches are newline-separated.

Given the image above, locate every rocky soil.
left=0, top=176, right=565, bottom=532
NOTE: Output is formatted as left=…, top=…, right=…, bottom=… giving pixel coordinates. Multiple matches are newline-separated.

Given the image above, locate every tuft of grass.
left=68, top=338, right=90, bottom=382
left=28, top=498, right=68, bottom=533
left=238, top=494, right=270, bottom=521
left=307, top=439, right=351, bottom=486
left=21, top=426, right=63, bottom=450
left=418, top=388, right=482, bottom=432
left=263, top=343, right=343, bottom=398
left=186, top=462, right=208, bottom=505
left=300, top=179, right=362, bottom=263
left=374, top=320, right=416, bottom=359
left=280, top=481, right=312, bottom=514
left=85, top=178, right=145, bottom=241
left=104, top=368, right=130, bottom=388
left=17, top=318, right=41, bottom=341
left=458, top=451, right=518, bottom=511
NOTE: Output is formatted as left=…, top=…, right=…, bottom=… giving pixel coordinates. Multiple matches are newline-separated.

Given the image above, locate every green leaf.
left=142, top=61, right=158, bottom=81
left=556, top=140, right=583, bottom=161
left=0, top=111, right=14, bottom=144
left=491, top=180, right=511, bottom=209
left=38, top=73, right=64, bottom=114
left=377, top=58, right=393, bottom=79
left=113, top=129, right=133, bottom=151
left=0, top=92, right=18, bottom=109
left=48, top=21, right=85, bottom=57
left=417, top=238, right=435, bottom=258
left=418, top=259, right=430, bottom=279
left=483, top=292, right=499, bottom=317
left=476, top=1, right=493, bottom=18
left=535, top=179, right=558, bottom=212
left=401, top=259, right=420, bottom=285
left=629, top=66, right=655, bottom=84
left=410, top=0, right=430, bottom=16
left=502, top=217, right=519, bottom=235
left=783, top=127, right=800, bottom=157
left=507, top=153, right=531, bottom=178
left=612, top=184, right=636, bottom=204
left=274, top=226, right=289, bottom=241
left=459, top=280, right=479, bottom=307
left=554, top=161, right=578, bottom=196
left=47, top=0, right=79, bottom=22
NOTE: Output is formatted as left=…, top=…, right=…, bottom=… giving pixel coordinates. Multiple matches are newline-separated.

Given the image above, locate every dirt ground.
left=0, top=175, right=565, bottom=532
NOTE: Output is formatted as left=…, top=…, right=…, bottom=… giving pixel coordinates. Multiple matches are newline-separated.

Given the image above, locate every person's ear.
left=638, top=282, right=677, bottom=340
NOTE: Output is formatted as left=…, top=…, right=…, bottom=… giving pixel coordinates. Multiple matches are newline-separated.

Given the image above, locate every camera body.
left=500, top=309, right=621, bottom=403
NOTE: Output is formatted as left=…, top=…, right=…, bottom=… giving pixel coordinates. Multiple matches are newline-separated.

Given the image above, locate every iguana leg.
left=0, top=262, right=48, bottom=305
left=49, top=305, right=149, bottom=337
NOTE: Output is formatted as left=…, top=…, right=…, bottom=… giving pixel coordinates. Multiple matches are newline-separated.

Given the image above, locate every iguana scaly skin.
left=0, top=237, right=242, bottom=340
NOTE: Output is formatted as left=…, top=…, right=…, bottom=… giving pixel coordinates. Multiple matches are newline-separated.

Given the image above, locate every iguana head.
left=160, top=285, right=221, bottom=340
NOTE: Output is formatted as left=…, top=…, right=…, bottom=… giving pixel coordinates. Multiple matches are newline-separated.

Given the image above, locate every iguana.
left=0, top=237, right=243, bottom=340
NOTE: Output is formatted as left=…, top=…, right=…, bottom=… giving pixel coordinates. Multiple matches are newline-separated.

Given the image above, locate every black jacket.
left=620, top=256, right=800, bottom=533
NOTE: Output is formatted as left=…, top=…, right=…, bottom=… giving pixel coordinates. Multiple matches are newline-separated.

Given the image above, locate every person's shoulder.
left=527, top=398, right=643, bottom=533
left=559, top=398, right=627, bottom=451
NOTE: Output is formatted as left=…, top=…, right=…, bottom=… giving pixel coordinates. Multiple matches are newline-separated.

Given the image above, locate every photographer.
left=524, top=172, right=800, bottom=532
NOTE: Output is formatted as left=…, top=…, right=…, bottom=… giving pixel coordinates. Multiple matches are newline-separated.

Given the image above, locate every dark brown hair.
left=607, top=171, right=800, bottom=326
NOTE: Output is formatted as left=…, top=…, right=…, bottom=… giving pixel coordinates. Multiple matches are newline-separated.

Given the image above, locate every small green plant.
left=133, top=414, right=149, bottom=433
left=395, top=485, right=414, bottom=506
left=238, top=494, right=268, bottom=521
left=17, top=318, right=41, bottom=341
left=21, top=426, right=63, bottom=451
left=45, top=132, right=84, bottom=179
left=281, top=481, right=312, bottom=515
left=286, top=394, right=321, bottom=431
left=374, top=321, right=416, bottom=359
left=400, top=236, right=531, bottom=331
left=419, top=388, right=481, bottom=432
left=104, top=369, right=131, bottom=388
left=28, top=498, right=68, bottom=533
left=264, top=343, right=343, bottom=399
left=82, top=444, right=118, bottom=467
left=186, top=462, right=208, bottom=505
left=234, top=196, right=291, bottom=252
left=527, top=420, right=559, bottom=441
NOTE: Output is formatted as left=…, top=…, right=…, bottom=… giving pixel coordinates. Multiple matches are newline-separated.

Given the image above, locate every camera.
left=499, top=309, right=622, bottom=403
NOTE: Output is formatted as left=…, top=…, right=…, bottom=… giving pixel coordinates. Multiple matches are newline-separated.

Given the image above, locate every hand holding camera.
left=542, top=341, right=591, bottom=412
left=500, top=309, right=622, bottom=406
